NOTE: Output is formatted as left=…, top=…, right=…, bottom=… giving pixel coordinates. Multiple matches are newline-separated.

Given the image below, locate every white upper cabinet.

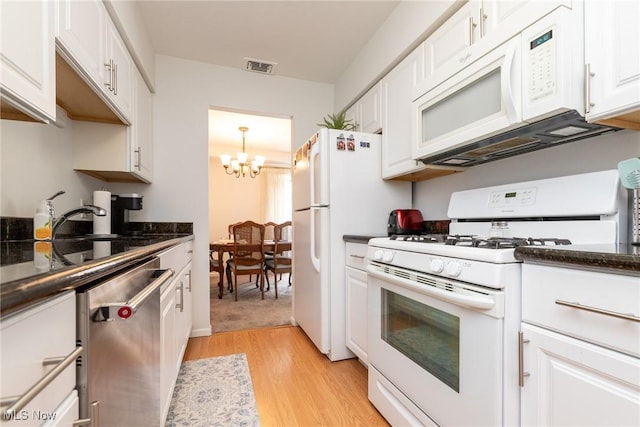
left=56, top=0, right=133, bottom=124
left=418, top=0, right=570, bottom=98
left=585, top=0, right=640, bottom=129
left=0, top=0, right=56, bottom=123
left=131, top=68, right=153, bottom=182
left=72, top=67, right=153, bottom=183
left=347, top=83, right=382, bottom=134
left=381, top=47, right=427, bottom=179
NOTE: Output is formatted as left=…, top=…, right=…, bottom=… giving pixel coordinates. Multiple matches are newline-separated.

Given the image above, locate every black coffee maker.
left=111, top=193, right=143, bottom=235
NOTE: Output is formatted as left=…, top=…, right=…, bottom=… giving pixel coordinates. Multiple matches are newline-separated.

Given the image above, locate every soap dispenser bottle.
left=34, top=190, right=65, bottom=240
left=34, top=200, right=52, bottom=240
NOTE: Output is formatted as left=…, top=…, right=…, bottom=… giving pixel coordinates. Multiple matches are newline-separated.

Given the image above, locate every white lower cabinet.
left=0, top=291, right=78, bottom=426
left=159, top=241, right=193, bottom=424
left=520, top=323, right=640, bottom=427
left=520, top=264, right=640, bottom=426
left=345, top=242, right=368, bottom=365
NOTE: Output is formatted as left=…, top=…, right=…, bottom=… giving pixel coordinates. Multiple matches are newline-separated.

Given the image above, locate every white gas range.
left=366, top=170, right=626, bottom=427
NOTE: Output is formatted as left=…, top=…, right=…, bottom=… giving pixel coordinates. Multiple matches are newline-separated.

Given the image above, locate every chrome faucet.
left=52, top=205, right=107, bottom=238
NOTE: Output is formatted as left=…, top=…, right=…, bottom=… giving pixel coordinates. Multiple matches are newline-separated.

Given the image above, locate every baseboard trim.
left=190, top=325, right=212, bottom=338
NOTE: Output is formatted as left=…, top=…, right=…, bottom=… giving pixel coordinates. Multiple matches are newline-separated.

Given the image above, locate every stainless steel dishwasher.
left=76, top=256, right=174, bottom=426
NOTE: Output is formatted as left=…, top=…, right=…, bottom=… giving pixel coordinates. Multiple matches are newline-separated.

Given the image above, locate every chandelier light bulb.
left=220, top=126, right=265, bottom=178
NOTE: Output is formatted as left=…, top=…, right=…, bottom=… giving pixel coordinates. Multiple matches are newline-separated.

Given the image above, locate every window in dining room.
left=261, top=167, right=292, bottom=224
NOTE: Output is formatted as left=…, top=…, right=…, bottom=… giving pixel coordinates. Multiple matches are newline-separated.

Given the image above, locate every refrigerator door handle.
left=310, top=208, right=321, bottom=273
left=309, top=139, right=320, bottom=206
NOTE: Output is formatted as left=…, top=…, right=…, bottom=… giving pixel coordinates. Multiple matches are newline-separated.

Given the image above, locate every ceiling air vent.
left=243, top=57, right=278, bottom=75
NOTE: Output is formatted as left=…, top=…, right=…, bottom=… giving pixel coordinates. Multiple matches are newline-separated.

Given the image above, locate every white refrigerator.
left=292, top=128, right=411, bottom=361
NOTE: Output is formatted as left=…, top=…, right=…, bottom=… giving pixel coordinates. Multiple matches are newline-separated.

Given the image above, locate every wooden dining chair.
left=225, top=220, right=266, bottom=301
left=264, top=221, right=292, bottom=299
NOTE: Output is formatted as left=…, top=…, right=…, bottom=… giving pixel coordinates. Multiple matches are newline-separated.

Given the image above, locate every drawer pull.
left=349, top=254, right=365, bottom=259
left=555, top=299, right=640, bottom=323
left=1, top=346, right=83, bottom=419
left=518, top=331, right=530, bottom=387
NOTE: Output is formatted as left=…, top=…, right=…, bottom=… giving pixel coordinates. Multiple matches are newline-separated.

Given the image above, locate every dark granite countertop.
left=1, top=229, right=194, bottom=316
left=343, top=235, right=387, bottom=243
left=514, top=243, right=640, bottom=275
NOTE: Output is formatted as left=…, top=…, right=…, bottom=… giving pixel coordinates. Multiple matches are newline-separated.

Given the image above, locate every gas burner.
left=390, top=234, right=447, bottom=243
left=445, top=235, right=573, bottom=249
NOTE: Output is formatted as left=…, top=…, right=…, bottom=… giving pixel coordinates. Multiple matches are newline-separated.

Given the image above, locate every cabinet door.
left=345, top=266, right=368, bottom=365
left=381, top=47, right=427, bottom=179
left=55, top=0, right=107, bottom=89
left=174, top=262, right=193, bottom=370
left=344, top=104, right=360, bottom=132
left=359, top=84, right=382, bottom=133
left=160, top=282, right=176, bottom=424
left=585, top=0, right=640, bottom=126
left=0, top=0, right=56, bottom=122
left=0, top=292, right=77, bottom=425
left=521, top=323, right=640, bottom=427
left=104, top=18, right=133, bottom=123
left=420, top=0, right=481, bottom=95
left=131, top=70, right=153, bottom=182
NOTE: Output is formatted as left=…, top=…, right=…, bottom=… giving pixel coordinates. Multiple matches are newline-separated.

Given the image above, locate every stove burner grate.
left=445, top=235, right=572, bottom=249
left=389, top=234, right=447, bottom=243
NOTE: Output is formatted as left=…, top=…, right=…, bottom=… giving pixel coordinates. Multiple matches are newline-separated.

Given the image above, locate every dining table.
left=210, top=239, right=287, bottom=298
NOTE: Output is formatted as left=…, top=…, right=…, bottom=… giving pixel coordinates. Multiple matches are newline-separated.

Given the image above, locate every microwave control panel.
left=527, top=28, right=557, bottom=102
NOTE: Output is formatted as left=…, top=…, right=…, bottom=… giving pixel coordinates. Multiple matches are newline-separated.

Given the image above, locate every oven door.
left=367, top=263, right=505, bottom=426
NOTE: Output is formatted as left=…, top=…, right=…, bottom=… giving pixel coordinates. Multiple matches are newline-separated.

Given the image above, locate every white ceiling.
left=137, top=0, right=400, bottom=157
left=137, top=0, right=400, bottom=83
left=208, top=108, right=292, bottom=154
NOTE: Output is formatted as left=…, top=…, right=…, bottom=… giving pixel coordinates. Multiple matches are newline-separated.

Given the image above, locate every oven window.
left=381, top=289, right=460, bottom=392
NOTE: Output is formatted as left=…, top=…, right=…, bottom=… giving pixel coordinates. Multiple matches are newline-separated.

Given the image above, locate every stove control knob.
left=382, top=251, right=394, bottom=263
left=430, top=258, right=445, bottom=273
left=373, top=250, right=384, bottom=261
left=445, top=261, right=462, bottom=277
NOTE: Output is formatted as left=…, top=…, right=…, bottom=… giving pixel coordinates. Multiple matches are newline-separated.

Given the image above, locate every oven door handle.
left=368, top=267, right=496, bottom=311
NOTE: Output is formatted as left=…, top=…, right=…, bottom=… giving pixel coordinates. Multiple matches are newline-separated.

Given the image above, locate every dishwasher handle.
left=94, top=268, right=174, bottom=322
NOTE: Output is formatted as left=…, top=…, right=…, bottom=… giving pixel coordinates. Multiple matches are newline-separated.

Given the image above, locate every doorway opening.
left=207, top=107, right=293, bottom=333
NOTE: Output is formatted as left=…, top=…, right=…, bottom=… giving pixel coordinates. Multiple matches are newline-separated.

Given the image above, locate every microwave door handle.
left=500, top=39, right=520, bottom=122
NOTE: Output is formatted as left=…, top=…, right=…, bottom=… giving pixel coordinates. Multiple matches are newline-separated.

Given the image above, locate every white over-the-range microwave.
left=412, top=3, right=621, bottom=168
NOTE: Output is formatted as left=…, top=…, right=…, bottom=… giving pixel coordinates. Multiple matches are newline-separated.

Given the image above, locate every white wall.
left=1, top=109, right=106, bottom=218
left=414, top=130, right=640, bottom=219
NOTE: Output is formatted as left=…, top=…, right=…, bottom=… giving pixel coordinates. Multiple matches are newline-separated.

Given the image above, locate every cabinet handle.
left=104, top=60, right=114, bottom=93
left=176, top=282, right=184, bottom=312
left=555, top=299, right=640, bottom=322
left=467, top=16, right=477, bottom=46
left=349, top=254, right=365, bottom=259
left=186, top=271, right=192, bottom=292
left=113, top=62, right=118, bottom=96
left=584, top=63, right=595, bottom=113
left=479, top=7, right=487, bottom=38
left=73, top=401, right=99, bottom=427
left=518, top=331, right=530, bottom=387
left=1, top=346, right=83, bottom=419
left=134, top=148, right=141, bottom=170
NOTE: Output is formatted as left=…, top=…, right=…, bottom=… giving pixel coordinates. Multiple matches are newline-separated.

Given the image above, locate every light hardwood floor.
left=184, top=325, right=390, bottom=426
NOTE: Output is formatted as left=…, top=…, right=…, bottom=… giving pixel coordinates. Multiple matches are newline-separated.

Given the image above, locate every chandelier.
left=221, top=126, right=265, bottom=178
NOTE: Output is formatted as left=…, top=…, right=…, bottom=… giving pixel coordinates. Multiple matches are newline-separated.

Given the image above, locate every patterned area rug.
left=165, top=354, right=260, bottom=427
